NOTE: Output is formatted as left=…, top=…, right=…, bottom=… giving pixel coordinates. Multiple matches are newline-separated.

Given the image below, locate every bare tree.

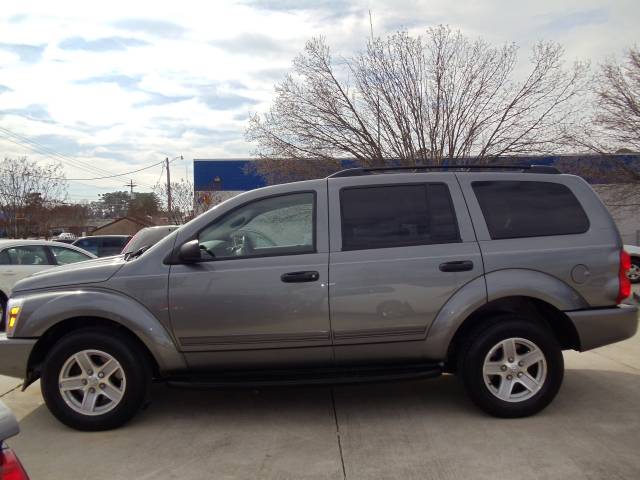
left=155, top=178, right=194, bottom=224
left=247, top=25, right=588, bottom=181
left=590, top=47, right=640, bottom=151
left=558, top=47, right=640, bottom=186
left=0, top=157, right=68, bottom=237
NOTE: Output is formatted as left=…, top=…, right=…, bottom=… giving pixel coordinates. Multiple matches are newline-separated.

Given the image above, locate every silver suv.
left=0, top=165, right=637, bottom=430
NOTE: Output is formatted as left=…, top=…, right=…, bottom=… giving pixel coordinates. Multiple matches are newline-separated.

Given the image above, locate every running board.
left=165, top=363, right=443, bottom=389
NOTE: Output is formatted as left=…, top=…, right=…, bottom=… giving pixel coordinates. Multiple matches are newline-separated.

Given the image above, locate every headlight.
left=5, top=298, right=23, bottom=336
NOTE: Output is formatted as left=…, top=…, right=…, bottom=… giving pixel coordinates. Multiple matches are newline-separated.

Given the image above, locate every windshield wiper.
left=124, top=245, right=150, bottom=261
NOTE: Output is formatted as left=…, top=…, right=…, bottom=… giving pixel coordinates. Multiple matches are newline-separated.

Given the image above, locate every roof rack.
left=328, top=164, right=561, bottom=178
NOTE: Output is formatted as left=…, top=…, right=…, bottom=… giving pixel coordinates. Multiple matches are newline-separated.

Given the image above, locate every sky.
left=0, top=0, right=638, bottom=202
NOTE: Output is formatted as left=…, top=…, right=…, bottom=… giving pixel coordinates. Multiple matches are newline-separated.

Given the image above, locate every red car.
left=0, top=401, right=29, bottom=479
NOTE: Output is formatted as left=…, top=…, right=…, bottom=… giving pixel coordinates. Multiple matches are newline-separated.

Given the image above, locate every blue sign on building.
left=194, top=159, right=266, bottom=192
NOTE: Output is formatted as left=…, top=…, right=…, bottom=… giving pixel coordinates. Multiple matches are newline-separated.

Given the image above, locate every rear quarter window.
left=472, top=181, right=590, bottom=239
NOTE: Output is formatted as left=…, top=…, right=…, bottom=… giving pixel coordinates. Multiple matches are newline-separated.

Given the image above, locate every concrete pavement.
left=1, top=327, right=640, bottom=479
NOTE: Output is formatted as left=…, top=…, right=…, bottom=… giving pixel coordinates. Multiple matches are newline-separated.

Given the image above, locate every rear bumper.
left=567, top=304, right=638, bottom=351
left=0, top=334, right=36, bottom=379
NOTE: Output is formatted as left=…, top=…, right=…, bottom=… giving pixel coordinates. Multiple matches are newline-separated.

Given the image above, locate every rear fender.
left=424, top=269, right=589, bottom=359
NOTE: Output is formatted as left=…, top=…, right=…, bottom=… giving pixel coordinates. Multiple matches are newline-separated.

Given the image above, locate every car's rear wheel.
left=458, top=317, right=563, bottom=418
left=628, top=257, right=640, bottom=284
left=41, top=328, right=151, bottom=431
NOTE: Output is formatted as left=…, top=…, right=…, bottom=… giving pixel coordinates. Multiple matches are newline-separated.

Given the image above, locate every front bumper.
left=567, top=304, right=639, bottom=351
left=0, top=334, right=36, bottom=379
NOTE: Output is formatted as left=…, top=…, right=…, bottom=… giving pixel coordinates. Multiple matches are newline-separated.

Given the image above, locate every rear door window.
left=472, top=181, right=590, bottom=239
left=340, top=183, right=460, bottom=251
left=50, top=246, right=92, bottom=265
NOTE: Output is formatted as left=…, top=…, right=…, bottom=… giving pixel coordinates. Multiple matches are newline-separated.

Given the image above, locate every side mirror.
left=178, top=239, right=202, bottom=263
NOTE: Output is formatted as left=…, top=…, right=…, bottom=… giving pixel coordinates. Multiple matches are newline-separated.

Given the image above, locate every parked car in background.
left=52, top=232, right=76, bottom=244
left=0, top=240, right=96, bottom=323
left=122, top=226, right=179, bottom=255
left=72, top=235, right=132, bottom=257
left=624, top=244, right=640, bottom=283
left=0, top=401, right=29, bottom=479
left=0, top=165, right=636, bottom=430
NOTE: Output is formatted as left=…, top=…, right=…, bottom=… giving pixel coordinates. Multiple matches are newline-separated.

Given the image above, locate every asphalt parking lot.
left=1, top=309, right=639, bottom=479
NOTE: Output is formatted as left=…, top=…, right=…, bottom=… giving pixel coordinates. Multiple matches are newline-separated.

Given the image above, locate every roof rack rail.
left=328, top=164, right=561, bottom=178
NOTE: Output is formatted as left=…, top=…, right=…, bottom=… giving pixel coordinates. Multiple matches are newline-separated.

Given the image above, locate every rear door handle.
left=281, top=271, right=320, bottom=283
left=439, top=260, right=474, bottom=272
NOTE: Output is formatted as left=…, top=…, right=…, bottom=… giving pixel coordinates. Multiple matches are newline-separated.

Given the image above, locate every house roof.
left=91, top=216, right=154, bottom=233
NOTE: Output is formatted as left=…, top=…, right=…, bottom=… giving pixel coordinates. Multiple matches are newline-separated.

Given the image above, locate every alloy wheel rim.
left=482, top=337, right=547, bottom=403
left=58, top=349, right=126, bottom=416
left=628, top=263, right=640, bottom=281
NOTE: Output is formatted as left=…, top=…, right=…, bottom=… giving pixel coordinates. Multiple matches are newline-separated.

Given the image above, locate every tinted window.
left=5, top=245, right=50, bottom=265
left=0, top=250, right=10, bottom=265
left=101, top=237, right=129, bottom=256
left=472, top=181, right=589, bottom=239
left=75, top=239, right=99, bottom=256
left=50, top=246, right=92, bottom=265
left=198, top=192, right=315, bottom=260
left=340, top=184, right=459, bottom=251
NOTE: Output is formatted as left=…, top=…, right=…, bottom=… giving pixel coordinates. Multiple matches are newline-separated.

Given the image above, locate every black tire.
left=0, top=293, right=7, bottom=331
left=458, top=316, right=563, bottom=418
left=41, top=327, right=151, bottom=431
left=629, top=258, right=640, bottom=284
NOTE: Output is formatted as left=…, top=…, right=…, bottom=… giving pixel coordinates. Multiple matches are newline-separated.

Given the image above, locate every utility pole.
left=125, top=179, right=137, bottom=196
left=165, top=157, right=172, bottom=215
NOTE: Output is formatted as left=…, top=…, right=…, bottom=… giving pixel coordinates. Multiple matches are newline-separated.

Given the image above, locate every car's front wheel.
left=41, top=328, right=151, bottom=431
left=458, top=317, right=563, bottom=418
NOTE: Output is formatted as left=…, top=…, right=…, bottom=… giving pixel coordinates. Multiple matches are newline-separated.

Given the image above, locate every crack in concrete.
left=0, top=383, right=22, bottom=399
left=590, top=350, right=640, bottom=373
left=330, top=387, right=347, bottom=480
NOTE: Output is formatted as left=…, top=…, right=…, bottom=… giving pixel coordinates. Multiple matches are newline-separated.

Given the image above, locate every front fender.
left=12, top=288, right=186, bottom=373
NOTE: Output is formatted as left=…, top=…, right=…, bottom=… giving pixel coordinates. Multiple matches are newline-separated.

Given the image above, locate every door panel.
left=327, top=173, right=483, bottom=364
left=168, top=185, right=331, bottom=370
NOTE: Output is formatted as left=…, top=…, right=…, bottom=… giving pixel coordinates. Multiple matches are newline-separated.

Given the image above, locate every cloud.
left=0, top=85, right=12, bottom=94
left=58, top=36, right=148, bottom=52
left=0, top=42, right=45, bottom=62
left=242, top=0, right=357, bottom=22
left=135, top=92, right=192, bottom=107
left=210, top=34, right=291, bottom=55
left=252, top=67, right=290, bottom=82
left=200, top=92, right=260, bottom=110
left=30, top=134, right=83, bottom=156
left=541, top=8, right=609, bottom=32
left=2, top=105, right=53, bottom=123
left=8, top=14, right=28, bottom=23
left=76, top=74, right=141, bottom=89
left=112, top=19, right=186, bottom=38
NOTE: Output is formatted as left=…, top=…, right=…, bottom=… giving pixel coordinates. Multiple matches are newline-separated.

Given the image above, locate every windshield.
left=123, top=227, right=178, bottom=256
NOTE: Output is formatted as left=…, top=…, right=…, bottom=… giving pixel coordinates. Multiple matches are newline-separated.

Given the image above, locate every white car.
left=624, top=244, right=640, bottom=283
left=0, top=240, right=96, bottom=321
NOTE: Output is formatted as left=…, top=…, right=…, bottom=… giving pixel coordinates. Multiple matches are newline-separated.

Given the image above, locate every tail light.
left=618, top=250, right=632, bottom=304
left=0, top=446, right=29, bottom=480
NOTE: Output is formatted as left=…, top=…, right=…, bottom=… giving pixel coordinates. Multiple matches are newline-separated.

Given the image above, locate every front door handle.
left=439, top=260, right=474, bottom=272
left=281, top=271, right=320, bottom=283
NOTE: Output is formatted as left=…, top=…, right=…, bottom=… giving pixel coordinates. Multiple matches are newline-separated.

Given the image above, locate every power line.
left=0, top=138, right=165, bottom=181
left=0, top=127, right=160, bottom=186
left=0, top=126, right=116, bottom=178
